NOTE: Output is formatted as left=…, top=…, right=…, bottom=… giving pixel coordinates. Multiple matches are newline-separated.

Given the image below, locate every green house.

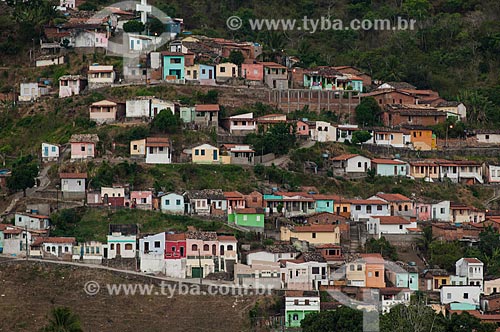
left=285, top=291, right=320, bottom=327
left=228, top=208, right=264, bottom=228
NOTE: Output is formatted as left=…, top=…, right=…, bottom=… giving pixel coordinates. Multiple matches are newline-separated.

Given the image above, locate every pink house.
left=69, top=134, right=99, bottom=160
left=416, top=201, right=432, bottom=221
left=296, top=120, right=310, bottom=137
left=185, top=231, right=220, bottom=278
left=130, top=190, right=153, bottom=210
left=241, top=62, right=264, bottom=82
left=224, top=191, right=246, bottom=214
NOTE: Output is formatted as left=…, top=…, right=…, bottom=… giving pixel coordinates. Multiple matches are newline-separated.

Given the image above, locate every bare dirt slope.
left=0, top=261, right=260, bottom=332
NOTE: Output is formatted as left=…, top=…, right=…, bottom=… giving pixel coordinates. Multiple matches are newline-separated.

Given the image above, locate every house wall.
left=130, top=139, right=146, bottom=157
left=312, top=121, right=336, bottom=142
left=430, top=201, right=450, bottom=221
left=199, top=64, right=215, bottom=81
left=350, top=203, right=390, bottom=221
left=374, top=163, right=408, bottom=176
left=440, top=285, right=481, bottom=305
left=165, top=259, right=186, bottom=278
left=161, top=193, right=185, bottom=214
left=372, top=91, right=416, bottom=107
left=107, top=234, right=136, bottom=259
left=285, top=296, right=321, bottom=327
left=163, top=55, right=185, bottom=80
left=229, top=213, right=264, bottom=228
left=346, top=156, right=371, bottom=173
left=488, top=165, right=500, bottom=183
left=246, top=251, right=298, bottom=265
left=280, top=227, right=340, bottom=245
left=477, top=134, right=500, bottom=144
left=42, top=143, right=59, bottom=160
left=131, top=191, right=152, bottom=209
left=315, top=200, right=334, bottom=213
left=59, top=78, right=85, bottom=98
left=70, top=142, right=95, bottom=159
left=126, top=99, right=150, bottom=118
left=146, top=146, right=171, bottom=164
left=89, top=109, right=117, bottom=124
left=216, top=63, right=238, bottom=79
left=19, top=83, right=41, bottom=101
left=185, top=64, right=200, bottom=81
left=484, top=278, right=500, bottom=295
left=409, top=130, right=435, bottom=151
left=346, top=262, right=366, bottom=287
left=365, top=263, right=385, bottom=288
left=192, top=146, right=219, bottom=164
left=15, top=214, right=50, bottom=230
left=241, top=63, right=264, bottom=81
left=61, top=178, right=85, bottom=192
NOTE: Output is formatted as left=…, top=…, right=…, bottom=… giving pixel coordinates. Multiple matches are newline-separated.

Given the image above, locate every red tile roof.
left=31, top=237, right=76, bottom=246
left=235, top=208, right=262, bottom=214
left=350, top=199, right=388, bottom=205
left=165, top=233, right=186, bottom=241
left=146, top=137, right=170, bottom=147
left=463, top=258, right=483, bottom=264
left=375, top=216, right=411, bottom=225
left=60, top=172, right=87, bottom=179
left=161, top=52, right=184, bottom=56
left=218, top=235, right=237, bottom=242
left=375, top=193, right=412, bottom=202
left=360, top=253, right=385, bottom=263
left=195, top=104, right=220, bottom=112
left=330, top=154, right=359, bottom=161
left=224, top=191, right=244, bottom=199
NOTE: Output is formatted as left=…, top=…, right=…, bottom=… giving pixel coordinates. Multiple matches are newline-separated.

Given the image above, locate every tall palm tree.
left=43, top=307, right=83, bottom=332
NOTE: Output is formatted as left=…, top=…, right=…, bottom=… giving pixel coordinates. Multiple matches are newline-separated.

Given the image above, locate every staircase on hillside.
left=349, top=221, right=367, bottom=253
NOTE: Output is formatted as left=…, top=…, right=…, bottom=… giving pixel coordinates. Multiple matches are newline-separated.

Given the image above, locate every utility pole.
left=198, top=248, right=203, bottom=286
left=25, top=225, right=29, bottom=260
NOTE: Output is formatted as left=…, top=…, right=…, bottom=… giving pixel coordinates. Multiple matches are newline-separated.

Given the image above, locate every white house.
left=310, top=121, right=336, bottom=142
left=42, top=143, right=59, bottom=161
left=14, top=213, right=50, bottom=230
left=139, top=232, right=166, bottom=273
left=126, top=98, right=175, bottom=119
left=19, top=82, right=49, bottom=102
left=439, top=161, right=483, bottom=184
left=476, top=131, right=500, bottom=144
left=450, top=275, right=468, bottom=286
left=330, top=154, right=371, bottom=177
left=160, top=193, right=185, bottom=214
left=1, top=226, right=34, bottom=256
left=335, top=124, right=359, bottom=143
left=60, top=173, right=87, bottom=198
left=350, top=199, right=390, bottom=221
left=145, top=137, right=171, bottom=164
left=234, top=260, right=282, bottom=289
left=36, top=55, right=65, bottom=67
left=88, top=64, right=115, bottom=89
left=246, top=249, right=299, bottom=265
left=106, top=232, right=136, bottom=259
left=31, top=237, right=76, bottom=258
left=456, top=258, right=484, bottom=290
left=225, top=113, right=257, bottom=134
left=367, top=216, right=418, bottom=238
left=129, top=34, right=154, bottom=52
left=487, top=165, right=500, bottom=183
left=370, top=159, right=409, bottom=177
left=430, top=200, right=450, bottom=221
left=281, top=260, right=329, bottom=291
left=436, top=101, right=467, bottom=120
left=379, top=288, right=411, bottom=314
left=72, top=241, right=104, bottom=264
left=440, top=285, right=481, bottom=306
left=59, top=75, right=87, bottom=98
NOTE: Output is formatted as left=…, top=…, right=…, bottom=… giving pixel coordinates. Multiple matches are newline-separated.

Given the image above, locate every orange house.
left=361, top=253, right=386, bottom=288
left=241, top=62, right=264, bottom=82
left=403, top=126, right=436, bottom=151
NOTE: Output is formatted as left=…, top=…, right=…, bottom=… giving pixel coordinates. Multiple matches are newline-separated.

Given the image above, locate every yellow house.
left=216, top=62, right=239, bottom=79
left=280, top=224, right=340, bottom=245
left=192, top=144, right=219, bottom=164
left=332, top=195, right=351, bottom=218
left=185, top=64, right=200, bottom=81
left=130, top=139, right=146, bottom=157
left=346, top=260, right=366, bottom=287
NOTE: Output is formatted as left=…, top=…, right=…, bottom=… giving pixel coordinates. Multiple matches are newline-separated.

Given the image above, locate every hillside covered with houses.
left=1, top=0, right=500, bottom=331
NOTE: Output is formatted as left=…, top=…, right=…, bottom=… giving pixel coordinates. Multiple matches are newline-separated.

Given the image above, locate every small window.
left=350, top=264, right=354, bottom=271
left=355, top=205, right=361, bottom=211
left=312, top=267, right=320, bottom=274
left=305, top=299, right=310, bottom=305
left=293, top=299, right=299, bottom=305
left=154, top=241, right=161, bottom=248
left=176, top=199, right=181, bottom=205
left=357, top=264, right=362, bottom=271
left=399, top=225, right=403, bottom=229
left=220, top=67, right=226, bottom=73
left=192, top=244, right=198, bottom=251
left=125, top=243, right=133, bottom=250
left=463, top=293, right=468, bottom=299
left=447, top=293, right=451, bottom=299
left=201, top=150, right=205, bottom=156
left=375, top=271, right=379, bottom=277
left=312, top=233, right=316, bottom=239
left=203, top=244, right=209, bottom=251
left=377, top=205, right=383, bottom=211
left=486, top=135, right=490, bottom=140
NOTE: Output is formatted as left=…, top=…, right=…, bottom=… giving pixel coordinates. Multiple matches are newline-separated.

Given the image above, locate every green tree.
left=416, top=225, right=434, bottom=257
left=123, top=20, right=145, bottom=33
left=301, top=307, right=363, bottom=332
left=365, top=237, right=398, bottom=260
left=229, top=50, right=245, bottom=66
left=380, top=302, right=445, bottom=332
left=429, top=240, right=464, bottom=272
left=42, top=306, right=83, bottom=332
left=351, top=130, right=372, bottom=144
left=150, top=109, right=182, bottom=134
left=147, top=18, right=164, bottom=36
left=445, top=312, right=496, bottom=332
left=355, top=97, right=382, bottom=127
left=6, top=155, right=38, bottom=197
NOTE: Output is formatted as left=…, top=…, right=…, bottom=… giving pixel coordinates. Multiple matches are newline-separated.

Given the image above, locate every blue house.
left=312, top=195, right=336, bottom=213
left=371, top=159, right=408, bottom=177
left=0, top=225, right=4, bottom=253
left=162, top=52, right=185, bottom=81
left=199, top=64, right=215, bottom=81
left=160, top=193, right=186, bottom=214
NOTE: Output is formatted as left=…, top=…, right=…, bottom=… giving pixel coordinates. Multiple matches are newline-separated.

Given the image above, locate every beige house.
left=130, top=139, right=146, bottom=157
left=185, top=64, right=200, bottom=81
left=216, top=62, right=239, bottom=82
left=280, top=224, right=340, bottom=245
left=484, top=277, right=500, bottom=295
left=89, top=100, right=124, bottom=124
